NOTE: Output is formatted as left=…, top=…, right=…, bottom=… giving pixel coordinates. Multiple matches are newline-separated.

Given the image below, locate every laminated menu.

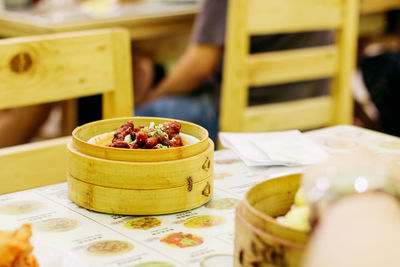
left=1, top=125, right=399, bottom=266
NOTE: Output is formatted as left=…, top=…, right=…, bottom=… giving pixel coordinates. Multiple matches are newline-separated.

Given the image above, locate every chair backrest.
left=219, top=0, right=359, bottom=133
left=0, top=28, right=133, bottom=194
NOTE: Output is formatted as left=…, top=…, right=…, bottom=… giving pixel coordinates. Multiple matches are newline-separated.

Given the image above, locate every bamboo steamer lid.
left=72, top=117, right=209, bottom=162
left=234, top=174, right=309, bottom=267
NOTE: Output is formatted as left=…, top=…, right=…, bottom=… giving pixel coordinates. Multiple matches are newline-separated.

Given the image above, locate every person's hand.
left=301, top=147, right=400, bottom=222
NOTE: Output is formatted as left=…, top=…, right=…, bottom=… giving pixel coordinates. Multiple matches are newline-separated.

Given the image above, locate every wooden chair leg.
left=61, top=99, right=78, bottom=136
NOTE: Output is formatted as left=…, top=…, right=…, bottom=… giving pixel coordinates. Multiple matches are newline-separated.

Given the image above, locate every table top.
left=0, top=0, right=398, bottom=38
left=0, top=0, right=200, bottom=37
left=1, top=125, right=400, bottom=267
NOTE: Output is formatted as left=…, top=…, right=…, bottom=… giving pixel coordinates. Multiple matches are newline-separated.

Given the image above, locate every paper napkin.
left=219, top=130, right=329, bottom=166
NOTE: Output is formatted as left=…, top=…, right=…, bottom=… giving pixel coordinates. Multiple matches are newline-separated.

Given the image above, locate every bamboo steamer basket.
left=234, top=174, right=309, bottom=267
left=72, top=117, right=209, bottom=162
left=68, top=117, right=214, bottom=215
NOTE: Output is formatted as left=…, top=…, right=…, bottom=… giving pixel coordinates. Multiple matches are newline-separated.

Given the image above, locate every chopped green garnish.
left=124, top=134, right=132, bottom=144
left=156, top=144, right=169, bottom=149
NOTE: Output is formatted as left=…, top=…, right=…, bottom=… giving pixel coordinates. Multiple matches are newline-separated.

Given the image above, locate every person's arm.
left=303, top=192, right=400, bottom=267
left=0, top=104, right=52, bottom=148
left=141, top=44, right=222, bottom=104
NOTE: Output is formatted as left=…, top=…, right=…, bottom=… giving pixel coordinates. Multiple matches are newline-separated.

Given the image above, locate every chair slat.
left=248, top=0, right=343, bottom=35
left=0, top=31, right=118, bottom=109
left=103, top=29, right=134, bottom=118
left=331, top=0, right=359, bottom=125
left=247, top=46, right=338, bottom=87
left=360, top=0, right=400, bottom=14
left=0, top=137, right=70, bottom=195
left=244, top=96, right=333, bottom=132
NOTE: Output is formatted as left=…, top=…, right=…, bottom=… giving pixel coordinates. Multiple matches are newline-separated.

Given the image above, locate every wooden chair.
left=219, top=0, right=359, bottom=133
left=0, top=28, right=133, bottom=194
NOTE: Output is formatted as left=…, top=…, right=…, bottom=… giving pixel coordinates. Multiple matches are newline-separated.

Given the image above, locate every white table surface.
left=1, top=125, right=400, bottom=267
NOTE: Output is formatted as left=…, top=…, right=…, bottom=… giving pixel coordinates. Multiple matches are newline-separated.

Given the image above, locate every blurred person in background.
left=356, top=10, right=400, bottom=137
left=361, top=51, right=400, bottom=137
left=135, top=0, right=332, bottom=142
left=0, top=105, right=52, bottom=148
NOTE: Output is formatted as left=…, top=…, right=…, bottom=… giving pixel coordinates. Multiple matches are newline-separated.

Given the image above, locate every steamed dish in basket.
left=276, top=188, right=311, bottom=232
left=88, top=120, right=196, bottom=149
left=68, top=117, right=214, bottom=215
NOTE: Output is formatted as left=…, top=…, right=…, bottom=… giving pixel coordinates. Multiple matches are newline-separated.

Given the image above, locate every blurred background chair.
left=0, top=28, right=133, bottom=194
left=219, top=0, right=359, bottom=133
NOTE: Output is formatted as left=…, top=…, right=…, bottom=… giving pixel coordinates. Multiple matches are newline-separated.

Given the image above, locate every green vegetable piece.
left=124, top=134, right=132, bottom=144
